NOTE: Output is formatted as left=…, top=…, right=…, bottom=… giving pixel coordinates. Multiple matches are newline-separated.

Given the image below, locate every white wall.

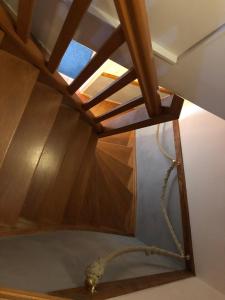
left=109, top=277, right=225, bottom=300
left=179, top=101, right=225, bottom=294
left=111, top=102, right=225, bottom=299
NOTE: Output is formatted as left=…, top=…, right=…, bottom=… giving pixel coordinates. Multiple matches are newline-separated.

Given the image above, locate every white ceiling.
left=147, top=0, right=225, bottom=56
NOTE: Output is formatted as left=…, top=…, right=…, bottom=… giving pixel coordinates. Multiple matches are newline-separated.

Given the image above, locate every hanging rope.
left=85, top=124, right=188, bottom=294
left=156, top=124, right=184, bottom=256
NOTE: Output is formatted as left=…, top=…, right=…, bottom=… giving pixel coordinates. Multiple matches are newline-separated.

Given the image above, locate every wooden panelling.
left=0, top=50, right=39, bottom=168
left=47, top=0, right=92, bottom=72
left=17, top=0, right=36, bottom=42
left=83, top=68, right=137, bottom=110
left=0, top=83, right=62, bottom=225
left=22, top=104, right=80, bottom=223
left=95, top=96, right=144, bottom=123
left=68, top=26, right=125, bottom=94
left=114, top=0, right=161, bottom=116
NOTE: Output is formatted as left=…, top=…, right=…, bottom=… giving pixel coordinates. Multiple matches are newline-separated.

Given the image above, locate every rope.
left=157, top=124, right=184, bottom=256
left=85, top=124, right=187, bottom=293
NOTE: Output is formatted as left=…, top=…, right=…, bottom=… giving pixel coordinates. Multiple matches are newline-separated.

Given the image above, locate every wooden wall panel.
left=22, top=104, right=80, bottom=223
left=0, top=83, right=62, bottom=225
left=0, top=50, right=39, bottom=168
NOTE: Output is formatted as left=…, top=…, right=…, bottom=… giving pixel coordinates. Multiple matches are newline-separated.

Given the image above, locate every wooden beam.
left=114, top=0, right=161, bottom=117
left=47, top=0, right=92, bottom=73
left=17, top=0, right=36, bottom=42
left=99, top=94, right=183, bottom=137
left=173, top=120, right=195, bottom=274
left=99, top=107, right=174, bottom=137
left=95, top=96, right=144, bottom=123
left=170, top=94, right=184, bottom=118
left=68, top=26, right=125, bottom=94
left=49, top=270, right=192, bottom=300
left=83, top=68, right=136, bottom=110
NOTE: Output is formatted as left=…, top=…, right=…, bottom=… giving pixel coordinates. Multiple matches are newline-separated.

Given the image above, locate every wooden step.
left=100, top=131, right=132, bottom=146
left=22, top=103, right=80, bottom=223
left=96, top=153, right=135, bottom=234
left=97, top=148, right=133, bottom=189
left=64, top=133, right=98, bottom=225
left=23, top=117, right=93, bottom=224
left=97, top=140, right=132, bottom=165
left=0, top=50, right=39, bottom=168
left=0, top=83, right=62, bottom=225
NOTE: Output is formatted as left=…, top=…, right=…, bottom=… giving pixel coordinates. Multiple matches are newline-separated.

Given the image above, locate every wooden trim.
left=114, top=0, right=161, bottom=117
left=99, top=95, right=183, bottom=137
left=170, top=95, right=184, bottom=118
left=173, top=120, right=195, bottom=274
left=17, top=0, right=36, bottom=42
left=68, top=26, right=125, bottom=94
left=95, top=96, right=144, bottom=123
left=99, top=108, right=175, bottom=137
left=0, top=287, right=66, bottom=300
left=47, top=0, right=92, bottom=73
left=49, top=270, right=193, bottom=300
left=83, top=68, right=136, bottom=110
left=0, top=3, right=101, bottom=132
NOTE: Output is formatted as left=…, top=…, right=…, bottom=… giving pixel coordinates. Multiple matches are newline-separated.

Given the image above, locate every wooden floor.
left=0, top=48, right=136, bottom=236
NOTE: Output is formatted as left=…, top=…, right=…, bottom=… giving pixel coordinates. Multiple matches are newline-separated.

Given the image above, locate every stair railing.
left=0, top=0, right=184, bottom=137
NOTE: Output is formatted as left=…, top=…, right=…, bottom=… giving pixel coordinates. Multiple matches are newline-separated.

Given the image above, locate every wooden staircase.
left=0, top=48, right=136, bottom=236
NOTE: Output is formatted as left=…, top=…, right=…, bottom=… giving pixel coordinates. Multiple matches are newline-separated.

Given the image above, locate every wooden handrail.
left=99, top=95, right=183, bottom=137
left=95, top=96, right=144, bottom=123
left=68, top=26, right=125, bottom=94
left=47, top=0, right=91, bottom=73
left=114, top=0, right=161, bottom=117
left=17, top=0, right=36, bottom=42
left=83, top=68, right=136, bottom=110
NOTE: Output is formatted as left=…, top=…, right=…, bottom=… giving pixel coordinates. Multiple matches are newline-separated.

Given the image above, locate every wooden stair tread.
left=35, top=117, right=94, bottom=224
left=100, top=131, right=132, bottom=146
left=0, top=82, right=62, bottom=225
left=0, top=49, right=39, bottom=168
left=97, top=148, right=133, bottom=188
left=96, top=152, right=134, bottom=234
left=64, top=133, right=97, bottom=225
left=97, top=140, right=132, bottom=165
left=22, top=103, right=80, bottom=223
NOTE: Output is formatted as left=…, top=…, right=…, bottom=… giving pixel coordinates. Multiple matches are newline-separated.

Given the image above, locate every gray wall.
left=135, top=122, right=185, bottom=269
